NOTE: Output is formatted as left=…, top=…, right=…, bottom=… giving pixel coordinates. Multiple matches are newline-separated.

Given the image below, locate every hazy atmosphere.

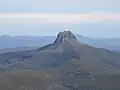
left=0, top=0, right=120, bottom=38
left=0, top=1, right=120, bottom=90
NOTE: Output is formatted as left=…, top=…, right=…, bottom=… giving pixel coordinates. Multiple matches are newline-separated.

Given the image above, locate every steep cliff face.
left=38, top=31, right=83, bottom=52
left=54, top=31, right=76, bottom=44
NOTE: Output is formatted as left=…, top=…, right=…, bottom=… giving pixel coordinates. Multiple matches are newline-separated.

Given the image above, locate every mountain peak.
left=57, top=31, right=76, bottom=39
left=54, top=31, right=77, bottom=44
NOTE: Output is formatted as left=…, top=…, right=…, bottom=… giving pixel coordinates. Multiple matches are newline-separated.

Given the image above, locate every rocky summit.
left=54, top=31, right=76, bottom=44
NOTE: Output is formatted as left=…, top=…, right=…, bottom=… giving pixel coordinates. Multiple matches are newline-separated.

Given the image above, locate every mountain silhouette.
left=0, top=31, right=120, bottom=74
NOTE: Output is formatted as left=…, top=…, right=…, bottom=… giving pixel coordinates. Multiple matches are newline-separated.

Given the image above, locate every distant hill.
left=0, top=47, right=38, bottom=53
left=0, top=35, right=55, bottom=49
left=0, top=31, right=120, bottom=74
left=76, top=34, right=120, bottom=51
left=0, top=34, right=120, bottom=52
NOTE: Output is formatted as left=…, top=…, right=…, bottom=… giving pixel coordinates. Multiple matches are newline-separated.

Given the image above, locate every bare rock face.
left=54, top=31, right=77, bottom=44
left=37, top=31, right=82, bottom=54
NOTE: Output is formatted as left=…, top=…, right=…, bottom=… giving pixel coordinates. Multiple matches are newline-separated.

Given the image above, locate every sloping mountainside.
left=117, top=51, right=120, bottom=53
left=0, top=31, right=120, bottom=74
left=76, top=34, right=120, bottom=51
left=0, top=34, right=120, bottom=51
left=0, top=31, right=120, bottom=90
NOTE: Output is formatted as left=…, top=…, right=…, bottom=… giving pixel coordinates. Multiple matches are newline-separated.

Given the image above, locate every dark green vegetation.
left=0, top=31, right=120, bottom=90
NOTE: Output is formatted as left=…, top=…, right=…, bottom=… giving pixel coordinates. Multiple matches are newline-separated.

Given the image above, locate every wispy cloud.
left=0, top=13, right=120, bottom=24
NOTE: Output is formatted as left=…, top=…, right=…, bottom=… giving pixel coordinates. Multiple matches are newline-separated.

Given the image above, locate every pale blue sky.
left=0, top=0, right=120, bottom=38
left=0, top=0, right=120, bottom=13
